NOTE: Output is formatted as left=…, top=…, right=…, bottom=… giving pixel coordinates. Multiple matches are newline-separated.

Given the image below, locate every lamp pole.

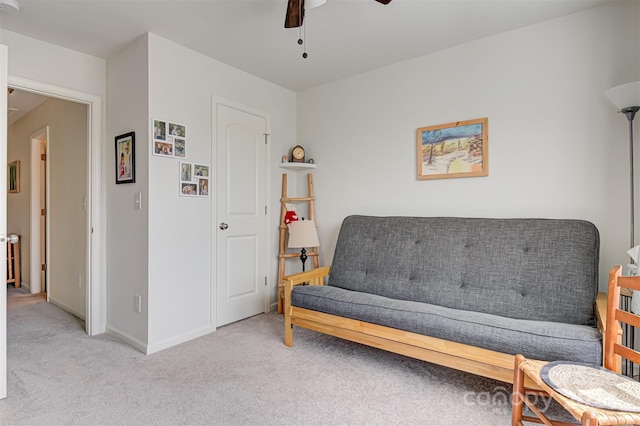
left=624, top=106, right=640, bottom=253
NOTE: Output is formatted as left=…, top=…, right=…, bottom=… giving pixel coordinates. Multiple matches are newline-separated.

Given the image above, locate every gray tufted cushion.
left=291, top=285, right=602, bottom=364
left=328, top=216, right=599, bottom=326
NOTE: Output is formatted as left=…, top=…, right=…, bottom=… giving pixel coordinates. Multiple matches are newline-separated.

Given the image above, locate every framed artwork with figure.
left=8, top=160, right=19, bottom=193
left=115, top=132, right=135, bottom=184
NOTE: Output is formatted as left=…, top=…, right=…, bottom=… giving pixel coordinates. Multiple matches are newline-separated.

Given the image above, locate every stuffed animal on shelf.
left=284, top=203, right=299, bottom=225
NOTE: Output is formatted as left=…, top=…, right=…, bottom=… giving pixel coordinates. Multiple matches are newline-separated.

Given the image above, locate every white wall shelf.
left=279, top=162, right=317, bottom=170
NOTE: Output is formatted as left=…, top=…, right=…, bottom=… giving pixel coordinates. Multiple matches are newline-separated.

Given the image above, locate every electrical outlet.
left=134, top=295, right=142, bottom=313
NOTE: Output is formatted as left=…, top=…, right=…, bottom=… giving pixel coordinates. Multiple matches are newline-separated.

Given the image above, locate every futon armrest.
left=282, top=266, right=330, bottom=288
left=282, top=266, right=330, bottom=311
left=595, top=291, right=623, bottom=368
left=283, top=266, right=330, bottom=347
left=595, top=291, right=622, bottom=337
left=595, top=292, right=607, bottom=334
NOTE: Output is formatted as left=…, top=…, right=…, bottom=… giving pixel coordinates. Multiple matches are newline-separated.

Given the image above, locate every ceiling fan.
left=285, top=0, right=392, bottom=28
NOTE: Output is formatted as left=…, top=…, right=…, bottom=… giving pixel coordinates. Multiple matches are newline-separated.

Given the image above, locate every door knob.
left=0, top=234, right=19, bottom=244
left=219, top=223, right=229, bottom=230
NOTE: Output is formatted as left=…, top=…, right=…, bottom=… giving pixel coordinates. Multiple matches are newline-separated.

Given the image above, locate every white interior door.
left=215, top=101, right=267, bottom=327
left=0, top=44, right=9, bottom=399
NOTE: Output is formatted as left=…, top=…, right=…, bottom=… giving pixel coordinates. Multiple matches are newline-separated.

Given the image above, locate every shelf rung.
left=280, top=252, right=319, bottom=259
left=281, top=197, right=314, bottom=202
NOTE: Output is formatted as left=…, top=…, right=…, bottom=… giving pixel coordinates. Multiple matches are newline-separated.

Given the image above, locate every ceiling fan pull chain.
left=302, top=21, right=308, bottom=59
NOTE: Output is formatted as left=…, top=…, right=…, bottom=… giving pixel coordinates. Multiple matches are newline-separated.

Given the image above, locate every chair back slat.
left=614, top=343, right=640, bottom=366
left=618, top=275, right=640, bottom=292
left=616, top=309, right=640, bottom=329
left=605, top=265, right=640, bottom=374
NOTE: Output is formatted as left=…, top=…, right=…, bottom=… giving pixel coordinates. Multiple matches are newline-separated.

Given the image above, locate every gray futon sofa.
left=282, top=216, right=606, bottom=386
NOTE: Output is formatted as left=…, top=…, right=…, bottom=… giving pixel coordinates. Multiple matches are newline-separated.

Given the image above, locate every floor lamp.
left=287, top=219, right=319, bottom=272
left=605, top=81, right=640, bottom=257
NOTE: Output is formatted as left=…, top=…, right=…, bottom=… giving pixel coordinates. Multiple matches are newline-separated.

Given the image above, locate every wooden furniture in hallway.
left=7, top=235, right=20, bottom=288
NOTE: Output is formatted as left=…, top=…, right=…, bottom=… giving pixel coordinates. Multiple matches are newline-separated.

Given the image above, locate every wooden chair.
left=511, top=265, right=640, bottom=425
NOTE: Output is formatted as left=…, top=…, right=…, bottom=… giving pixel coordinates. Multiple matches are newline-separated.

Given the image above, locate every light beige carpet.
left=0, top=300, right=573, bottom=425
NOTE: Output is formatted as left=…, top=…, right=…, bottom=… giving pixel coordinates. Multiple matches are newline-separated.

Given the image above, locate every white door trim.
left=29, top=126, right=48, bottom=296
left=8, top=76, right=105, bottom=336
left=0, top=44, right=8, bottom=400
left=211, top=96, right=272, bottom=323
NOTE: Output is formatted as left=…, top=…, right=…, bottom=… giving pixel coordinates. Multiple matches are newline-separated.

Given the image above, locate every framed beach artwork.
left=115, top=132, right=135, bottom=184
left=416, top=117, right=488, bottom=180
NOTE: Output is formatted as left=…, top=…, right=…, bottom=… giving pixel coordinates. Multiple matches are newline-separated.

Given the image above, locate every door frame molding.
left=211, top=96, right=272, bottom=326
left=9, top=76, right=105, bottom=336
left=29, top=126, right=49, bottom=296
left=1, top=44, right=8, bottom=400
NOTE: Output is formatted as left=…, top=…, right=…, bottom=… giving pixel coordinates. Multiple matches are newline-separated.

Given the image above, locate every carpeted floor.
left=0, top=299, right=573, bottom=425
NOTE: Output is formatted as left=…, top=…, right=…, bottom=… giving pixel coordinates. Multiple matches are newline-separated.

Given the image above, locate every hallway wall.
left=8, top=97, right=88, bottom=317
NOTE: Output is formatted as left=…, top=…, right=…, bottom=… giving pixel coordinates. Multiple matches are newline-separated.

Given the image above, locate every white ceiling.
left=7, top=88, right=47, bottom=125
left=1, top=0, right=613, bottom=93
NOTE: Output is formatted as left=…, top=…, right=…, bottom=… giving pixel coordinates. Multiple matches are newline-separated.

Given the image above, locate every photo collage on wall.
left=180, top=162, right=210, bottom=197
left=152, top=119, right=186, bottom=158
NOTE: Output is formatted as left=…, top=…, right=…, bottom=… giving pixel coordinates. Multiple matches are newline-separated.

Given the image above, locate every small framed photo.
left=194, top=164, right=209, bottom=177
left=8, top=160, right=19, bottom=193
left=168, top=122, right=186, bottom=138
left=181, top=182, right=198, bottom=196
left=115, top=132, right=135, bottom=184
left=154, top=141, right=173, bottom=156
left=180, top=162, right=192, bottom=182
left=174, top=138, right=186, bottom=158
left=417, top=117, right=488, bottom=180
left=198, top=178, right=209, bottom=196
left=153, top=119, right=167, bottom=141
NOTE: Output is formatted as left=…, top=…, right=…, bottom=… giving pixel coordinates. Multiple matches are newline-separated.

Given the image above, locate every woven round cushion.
left=541, top=361, right=640, bottom=412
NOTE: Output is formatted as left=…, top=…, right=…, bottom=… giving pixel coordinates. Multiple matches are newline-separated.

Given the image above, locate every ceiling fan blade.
left=285, top=0, right=304, bottom=28
left=375, top=0, right=392, bottom=4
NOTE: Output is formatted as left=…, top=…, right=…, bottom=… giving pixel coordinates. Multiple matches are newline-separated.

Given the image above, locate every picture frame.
left=179, top=161, right=210, bottom=197
left=8, top=160, right=19, bottom=193
left=152, top=118, right=188, bottom=158
left=193, top=164, right=209, bottom=177
left=115, top=132, right=135, bottom=184
left=416, top=117, right=488, bottom=180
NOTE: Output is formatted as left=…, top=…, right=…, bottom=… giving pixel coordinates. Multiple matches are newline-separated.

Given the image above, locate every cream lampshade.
left=287, top=219, right=319, bottom=272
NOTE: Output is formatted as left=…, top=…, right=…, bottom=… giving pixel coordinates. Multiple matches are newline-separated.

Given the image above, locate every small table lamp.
left=287, top=219, right=320, bottom=272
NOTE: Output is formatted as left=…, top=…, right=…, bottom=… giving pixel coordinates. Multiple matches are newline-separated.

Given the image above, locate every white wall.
left=298, top=0, right=640, bottom=291
left=145, top=34, right=296, bottom=352
left=0, top=31, right=106, bottom=98
left=105, top=35, right=149, bottom=349
left=6, top=116, right=30, bottom=286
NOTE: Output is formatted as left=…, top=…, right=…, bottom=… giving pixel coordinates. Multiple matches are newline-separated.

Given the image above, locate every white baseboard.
left=106, top=326, right=148, bottom=354
left=49, top=296, right=86, bottom=321
left=145, top=324, right=216, bottom=355
left=106, top=323, right=217, bottom=355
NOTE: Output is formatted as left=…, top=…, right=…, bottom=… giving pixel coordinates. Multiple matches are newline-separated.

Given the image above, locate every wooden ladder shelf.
left=278, top=173, right=319, bottom=313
